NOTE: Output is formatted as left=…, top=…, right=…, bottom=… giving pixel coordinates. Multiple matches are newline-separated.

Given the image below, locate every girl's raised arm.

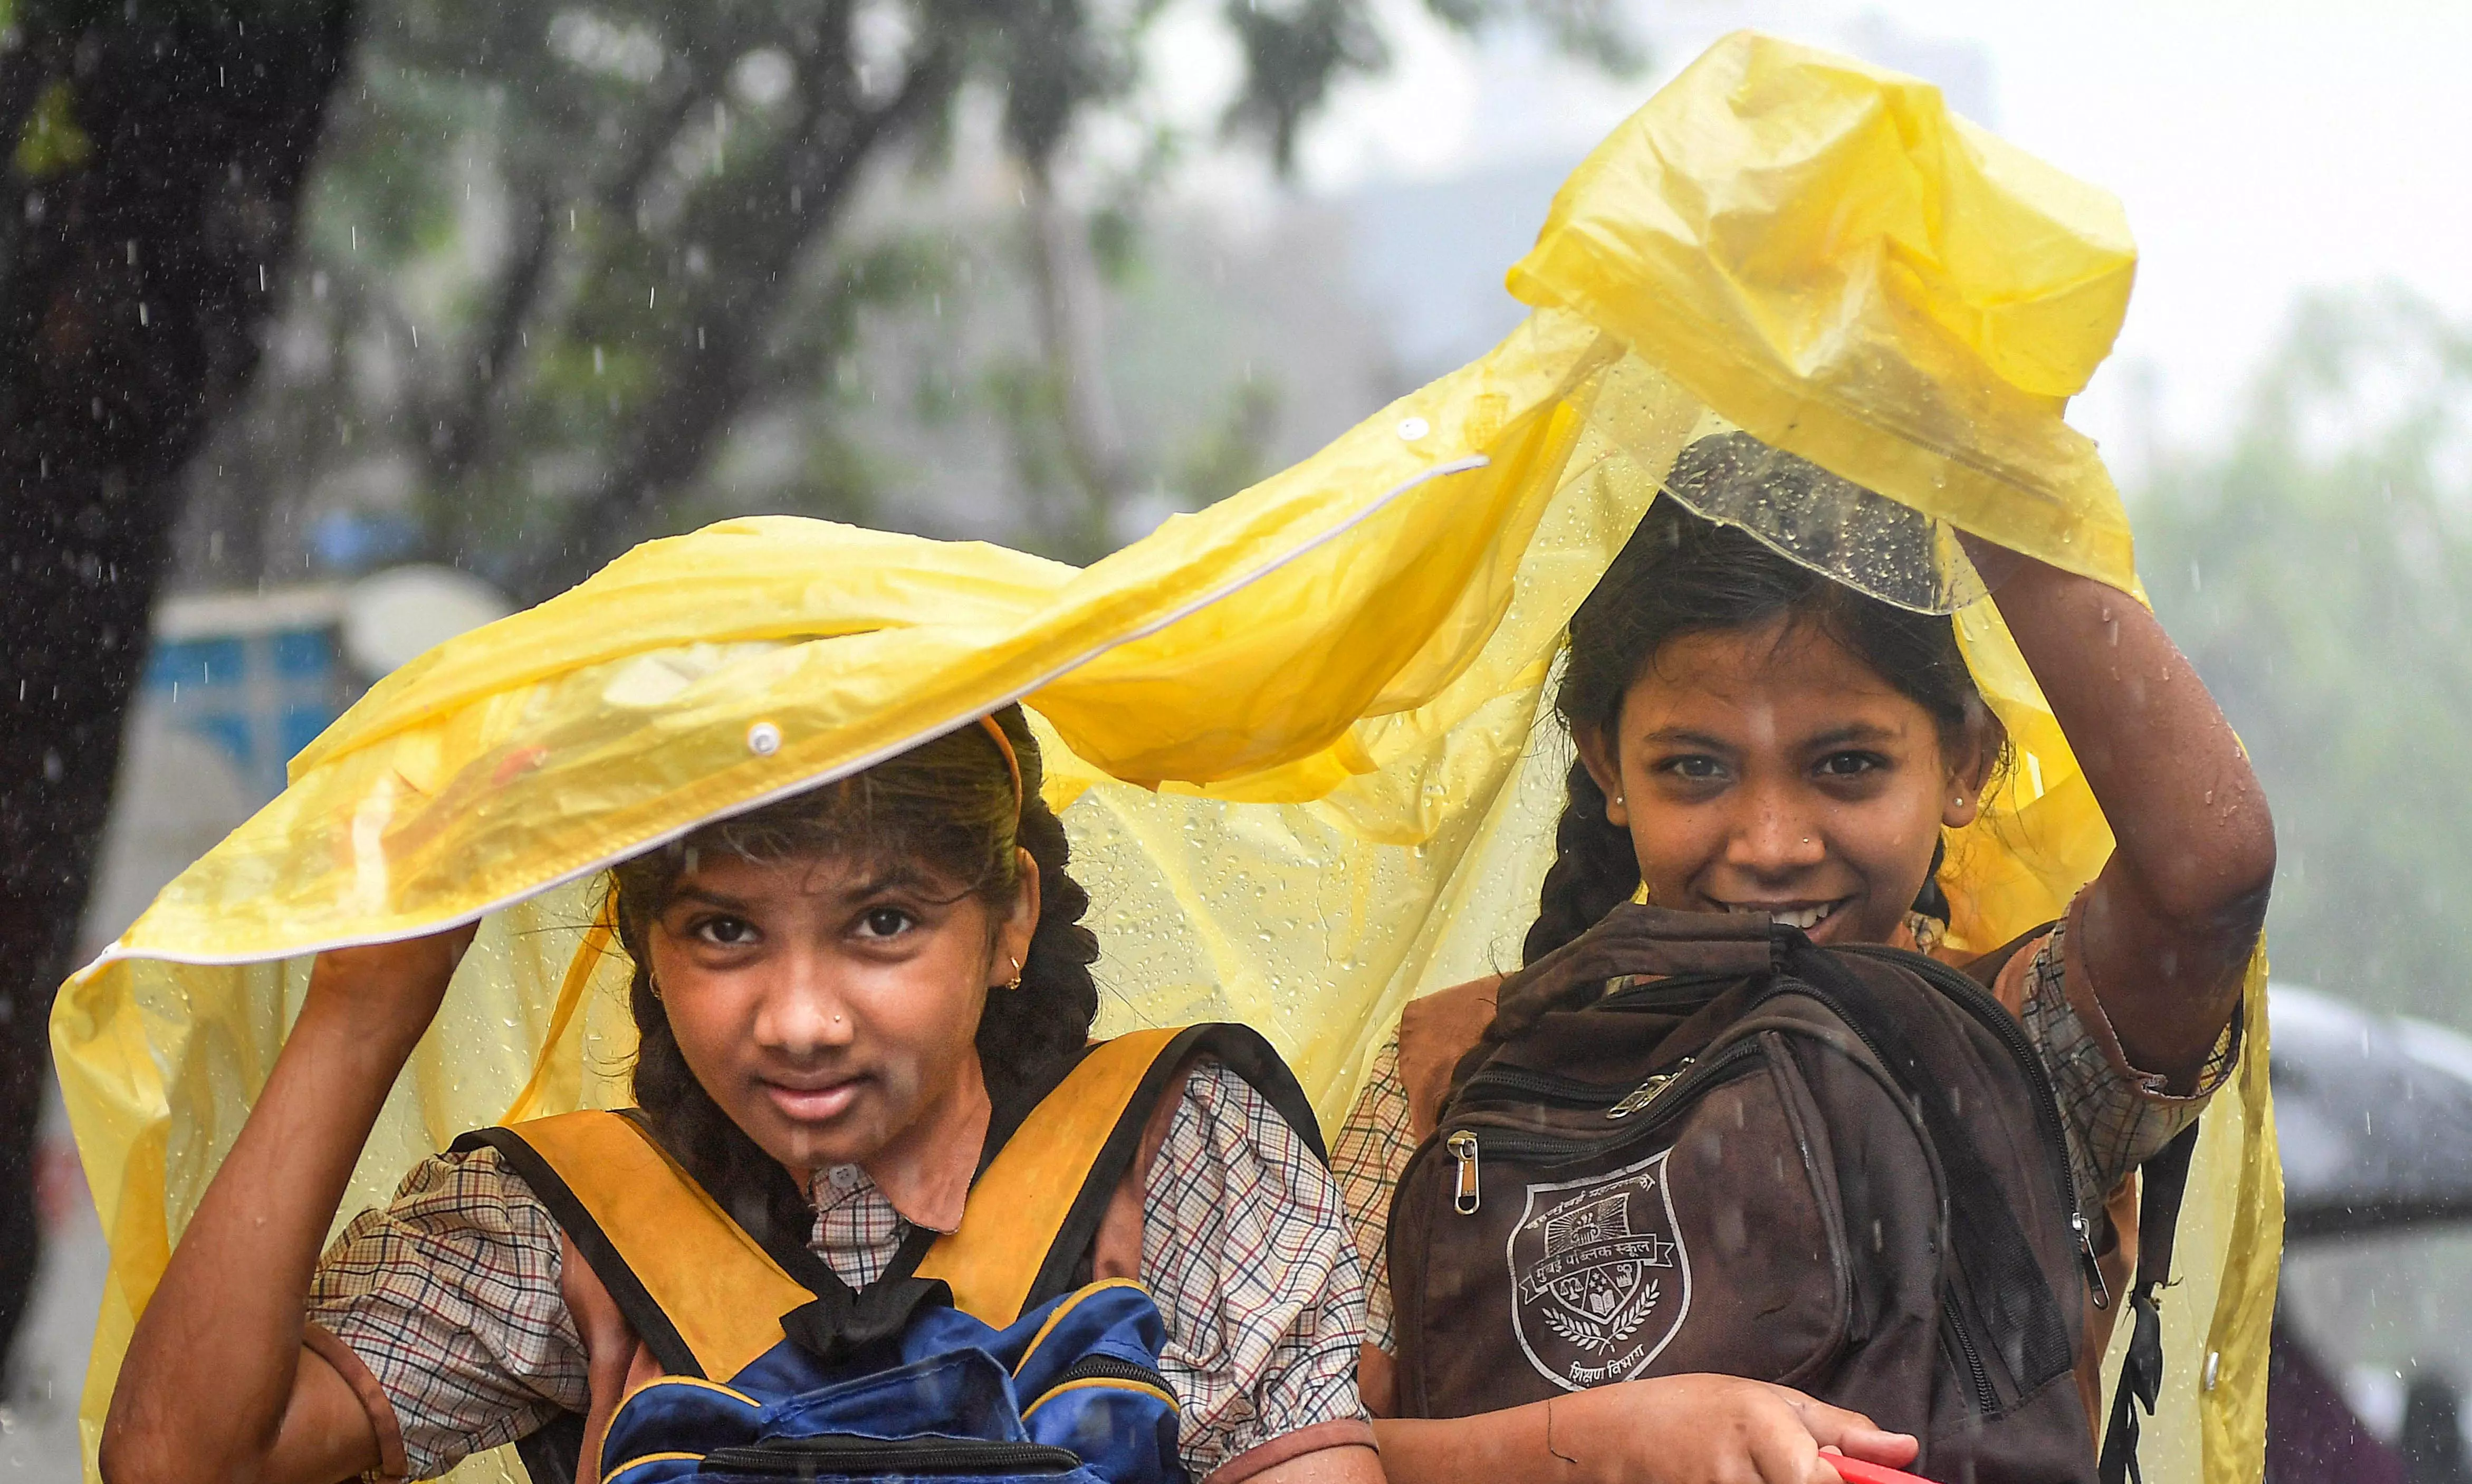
left=1959, top=536, right=2275, bottom=1083
left=99, top=927, right=474, bottom=1484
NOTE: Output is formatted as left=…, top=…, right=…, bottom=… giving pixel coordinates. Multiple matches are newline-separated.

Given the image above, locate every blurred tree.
left=6, top=0, right=1635, bottom=1386
left=174, top=0, right=1641, bottom=590
left=2138, top=287, right=2472, bottom=1023
left=0, top=0, right=357, bottom=1378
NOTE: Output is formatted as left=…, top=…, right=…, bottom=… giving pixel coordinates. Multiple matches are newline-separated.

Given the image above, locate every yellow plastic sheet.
left=52, top=31, right=2274, bottom=1483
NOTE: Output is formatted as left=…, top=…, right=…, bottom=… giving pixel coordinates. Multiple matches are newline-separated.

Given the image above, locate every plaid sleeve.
left=1141, top=1060, right=1372, bottom=1481
left=2018, top=913, right=2243, bottom=1227
left=1327, top=1034, right=1413, bottom=1356
left=307, top=1146, right=588, bottom=1479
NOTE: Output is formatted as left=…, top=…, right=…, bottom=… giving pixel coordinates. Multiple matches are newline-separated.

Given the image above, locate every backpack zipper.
left=1037, top=1352, right=1173, bottom=1394
left=1443, top=1042, right=1761, bottom=1213
left=1607, top=1058, right=1695, bottom=1119
left=1834, top=944, right=2106, bottom=1308
left=700, top=1435, right=1086, bottom=1476
left=1449, top=1131, right=1481, bottom=1213
left=1944, top=1299, right=2001, bottom=1414
left=1455, top=1064, right=1665, bottom=1110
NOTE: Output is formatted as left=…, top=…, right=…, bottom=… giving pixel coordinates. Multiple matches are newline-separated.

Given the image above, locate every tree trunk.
left=0, top=0, right=357, bottom=1377
left=1022, top=159, right=1132, bottom=552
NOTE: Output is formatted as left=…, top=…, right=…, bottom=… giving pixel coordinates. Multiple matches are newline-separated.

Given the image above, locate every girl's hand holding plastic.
left=1592, top=1375, right=1918, bottom=1484
left=1372, top=1372, right=1919, bottom=1484
left=1822, top=1456, right=1930, bottom=1483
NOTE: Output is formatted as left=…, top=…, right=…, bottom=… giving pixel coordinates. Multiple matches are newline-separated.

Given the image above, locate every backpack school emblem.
left=1507, top=1148, right=1691, bottom=1390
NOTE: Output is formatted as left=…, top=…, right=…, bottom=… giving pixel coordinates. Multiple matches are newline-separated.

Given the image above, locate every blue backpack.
left=456, top=1024, right=1323, bottom=1484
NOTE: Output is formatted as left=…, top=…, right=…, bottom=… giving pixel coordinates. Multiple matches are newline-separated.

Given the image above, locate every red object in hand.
left=1825, top=1458, right=1931, bottom=1484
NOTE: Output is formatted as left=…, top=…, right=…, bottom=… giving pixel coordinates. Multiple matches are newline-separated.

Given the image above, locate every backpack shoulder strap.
left=2098, top=1121, right=2203, bottom=1484
left=1959, top=922, right=2054, bottom=994
left=919, top=1022, right=1321, bottom=1327
left=1397, top=976, right=1502, bottom=1142
left=461, top=1025, right=1322, bottom=1370
left=452, top=1111, right=812, bottom=1383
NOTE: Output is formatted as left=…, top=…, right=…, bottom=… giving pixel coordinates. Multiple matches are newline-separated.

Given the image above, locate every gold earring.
left=1002, top=955, right=1023, bottom=991
left=648, top=975, right=663, bottom=1002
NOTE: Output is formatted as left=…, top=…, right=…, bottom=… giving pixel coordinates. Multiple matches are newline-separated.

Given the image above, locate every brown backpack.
left=1385, top=905, right=2173, bottom=1484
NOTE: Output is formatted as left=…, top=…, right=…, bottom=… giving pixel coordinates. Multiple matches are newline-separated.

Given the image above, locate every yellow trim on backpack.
left=615, top=1374, right=762, bottom=1410
left=504, top=1111, right=812, bottom=1382
left=1022, top=1377, right=1180, bottom=1420
left=917, top=1028, right=1186, bottom=1326
left=1013, top=1278, right=1153, bottom=1377
left=603, top=1452, right=709, bottom=1484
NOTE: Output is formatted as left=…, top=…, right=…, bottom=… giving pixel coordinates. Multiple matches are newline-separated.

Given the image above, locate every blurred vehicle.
left=2271, top=985, right=2472, bottom=1482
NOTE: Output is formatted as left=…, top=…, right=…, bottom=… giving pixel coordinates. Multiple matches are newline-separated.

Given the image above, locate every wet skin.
left=649, top=849, right=1038, bottom=1220
left=1574, top=615, right=1996, bottom=948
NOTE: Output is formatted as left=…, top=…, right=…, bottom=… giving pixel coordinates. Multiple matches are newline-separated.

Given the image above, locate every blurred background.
left=4, top=0, right=2471, bottom=1477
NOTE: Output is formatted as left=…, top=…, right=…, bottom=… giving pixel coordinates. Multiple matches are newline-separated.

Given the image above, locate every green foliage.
left=11, top=78, right=85, bottom=177
left=175, top=0, right=1639, bottom=596
left=2136, top=287, right=2472, bottom=1022
left=1177, top=377, right=1281, bottom=506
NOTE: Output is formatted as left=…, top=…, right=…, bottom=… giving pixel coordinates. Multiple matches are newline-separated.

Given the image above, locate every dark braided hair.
left=1523, top=434, right=2004, bottom=965
left=606, top=704, right=1100, bottom=1242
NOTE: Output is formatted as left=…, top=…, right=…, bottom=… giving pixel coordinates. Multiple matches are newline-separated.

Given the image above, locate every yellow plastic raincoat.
left=51, top=31, right=2276, bottom=1484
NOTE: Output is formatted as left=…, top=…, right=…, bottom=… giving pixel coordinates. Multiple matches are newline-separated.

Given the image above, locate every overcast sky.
left=1189, top=0, right=2472, bottom=470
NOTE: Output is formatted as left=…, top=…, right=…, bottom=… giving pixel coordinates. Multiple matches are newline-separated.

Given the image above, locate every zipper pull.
left=1448, top=1131, right=1481, bottom=1214
left=1608, top=1058, right=1694, bottom=1120
left=2073, top=1212, right=2111, bottom=1310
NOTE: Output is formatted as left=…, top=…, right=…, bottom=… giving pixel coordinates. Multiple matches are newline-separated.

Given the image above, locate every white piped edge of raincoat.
left=78, top=453, right=1494, bottom=975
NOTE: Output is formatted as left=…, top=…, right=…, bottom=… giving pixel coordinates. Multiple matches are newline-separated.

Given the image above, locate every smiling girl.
left=1331, top=434, right=2275, bottom=1484
left=101, top=708, right=1381, bottom=1484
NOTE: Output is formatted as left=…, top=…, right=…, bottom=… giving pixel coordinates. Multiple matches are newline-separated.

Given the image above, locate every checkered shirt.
left=310, top=1059, right=1367, bottom=1480
left=1331, top=912, right=2243, bottom=1354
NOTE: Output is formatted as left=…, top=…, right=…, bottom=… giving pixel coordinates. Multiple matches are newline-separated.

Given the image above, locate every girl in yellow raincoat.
left=1333, top=440, right=2270, bottom=1483
left=96, top=712, right=1392, bottom=1484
